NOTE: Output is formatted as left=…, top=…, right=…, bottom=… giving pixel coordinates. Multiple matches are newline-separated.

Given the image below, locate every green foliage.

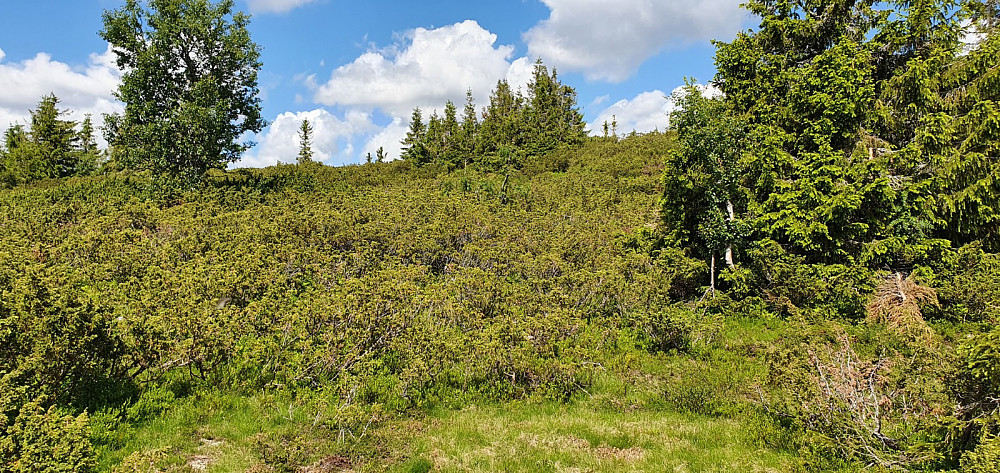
left=720, top=239, right=877, bottom=319
left=401, top=107, right=429, bottom=164
left=100, top=0, right=266, bottom=181
left=1, top=96, right=103, bottom=187
left=661, top=84, right=748, bottom=265
left=951, top=327, right=1000, bottom=453
left=700, top=0, right=1000, bottom=265
left=402, top=60, right=586, bottom=170
left=29, top=94, right=81, bottom=178
left=962, top=435, right=1000, bottom=473
left=0, top=397, right=96, bottom=472
left=927, top=243, right=1000, bottom=323
left=625, top=305, right=698, bottom=354
left=653, top=7, right=1000, bottom=467
left=0, top=266, right=130, bottom=408
left=297, top=118, right=314, bottom=164
left=762, top=323, right=952, bottom=470
left=0, top=125, right=48, bottom=187
left=0, top=135, right=684, bottom=467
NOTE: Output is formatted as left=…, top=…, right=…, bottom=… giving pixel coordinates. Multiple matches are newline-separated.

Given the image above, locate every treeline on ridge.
left=1, top=95, right=104, bottom=187
left=400, top=60, right=587, bottom=170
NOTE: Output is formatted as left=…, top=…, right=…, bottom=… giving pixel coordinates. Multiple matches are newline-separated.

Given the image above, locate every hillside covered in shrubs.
left=2, top=0, right=1000, bottom=471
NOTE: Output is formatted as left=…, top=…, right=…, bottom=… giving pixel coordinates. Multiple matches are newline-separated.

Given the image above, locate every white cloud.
left=246, top=0, right=318, bottom=14
left=589, top=84, right=721, bottom=135
left=524, top=0, right=746, bottom=82
left=960, top=19, right=986, bottom=56
left=312, top=20, right=530, bottom=117
left=301, top=20, right=536, bottom=163
left=240, top=109, right=377, bottom=167
left=0, top=45, right=122, bottom=144
left=359, top=117, right=409, bottom=163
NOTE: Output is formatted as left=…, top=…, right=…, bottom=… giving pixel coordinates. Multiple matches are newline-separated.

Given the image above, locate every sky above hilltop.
left=0, top=0, right=751, bottom=166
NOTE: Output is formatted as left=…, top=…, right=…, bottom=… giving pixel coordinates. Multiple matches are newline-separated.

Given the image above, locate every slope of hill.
left=4, top=134, right=796, bottom=471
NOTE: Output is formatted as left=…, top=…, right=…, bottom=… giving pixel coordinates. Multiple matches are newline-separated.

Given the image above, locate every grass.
left=94, top=383, right=800, bottom=472
left=393, top=402, right=797, bottom=473
left=94, top=390, right=347, bottom=472
left=93, top=316, right=803, bottom=472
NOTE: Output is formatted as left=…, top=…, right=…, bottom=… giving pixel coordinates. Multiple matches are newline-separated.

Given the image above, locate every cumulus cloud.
left=312, top=20, right=531, bottom=117
left=246, top=0, right=318, bottom=14
left=0, top=45, right=122, bottom=143
left=301, top=20, right=537, bottom=163
left=524, top=0, right=746, bottom=82
left=360, top=117, right=409, bottom=163
left=589, top=84, right=721, bottom=135
left=240, top=108, right=378, bottom=167
left=960, top=19, right=987, bottom=55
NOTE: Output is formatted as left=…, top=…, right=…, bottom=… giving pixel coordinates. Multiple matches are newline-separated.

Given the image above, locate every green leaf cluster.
left=667, top=0, right=999, bottom=271
left=99, top=0, right=266, bottom=182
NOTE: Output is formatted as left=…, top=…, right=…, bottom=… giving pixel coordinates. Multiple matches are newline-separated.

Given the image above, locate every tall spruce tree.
left=441, top=100, right=461, bottom=167
left=30, top=94, right=80, bottom=178
left=479, top=79, right=524, bottom=168
left=1, top=94, right=88, bottom=185
left=74, top=115, right=103, bottom=175
left=671, top=0, right=999, bottom=270
left=525, top=59, right=561, bottom=155
left=401, top=107, right=429, bottom=164
left=459, top=89, right=479, bottom=166
left=425, top=111, right=444, bottom=163
left=297, top=118, right=314, bottom=164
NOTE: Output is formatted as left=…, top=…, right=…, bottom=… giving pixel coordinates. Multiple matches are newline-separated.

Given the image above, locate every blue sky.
left=0, top=0, right=751, bottom=166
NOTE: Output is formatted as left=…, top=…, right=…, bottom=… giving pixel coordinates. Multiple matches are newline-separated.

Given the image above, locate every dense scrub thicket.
left=1, top=129, right=998, bottom=472
left=0, top=134, right=698, bottom=470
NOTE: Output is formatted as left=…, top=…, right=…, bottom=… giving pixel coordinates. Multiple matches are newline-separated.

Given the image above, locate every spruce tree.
left=425, top=111, right=444, bottom=163
left=401, top=107, right=429, bottom=164
left=441, top=100, right=460, bottom=167
left=556, top=79, right=587, bottom=145
left=1, top=94, right=85, bottom=185
left=0, top=125, right=41, bottom=186
left=30, top=94, right=79, bottom=178
left=459, top=89, right=479, bottom=166
left=479, top=79, right=524, bottom=168
left=74, top=115, right=103, bottom=175
left=525, top=59, right=560, bottom=155
left=691, top=0, right=1000, bottom=264
left=297, top=118, right=315, bottom=164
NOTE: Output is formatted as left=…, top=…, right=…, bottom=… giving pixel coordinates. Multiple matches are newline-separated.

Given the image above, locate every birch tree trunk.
left=725, top=200, right=735, bottom=269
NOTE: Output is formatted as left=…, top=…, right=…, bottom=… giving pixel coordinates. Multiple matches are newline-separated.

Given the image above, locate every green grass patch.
left=94, top=390, right=350, bottom=472
left=393, top=402, right=797, bottom=472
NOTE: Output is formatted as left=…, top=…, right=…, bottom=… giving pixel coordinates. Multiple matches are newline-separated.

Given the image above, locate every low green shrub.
left=762, top=322, right=952, bottom=470
left=0, top=397, right=96, bottom=472
left=962, top=435, right=1000, bottom=473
